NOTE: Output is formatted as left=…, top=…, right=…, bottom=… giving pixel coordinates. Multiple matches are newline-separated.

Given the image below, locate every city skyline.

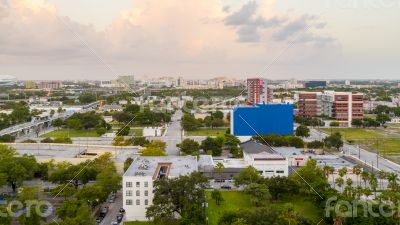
left=1, top=0, right=399, bottom=80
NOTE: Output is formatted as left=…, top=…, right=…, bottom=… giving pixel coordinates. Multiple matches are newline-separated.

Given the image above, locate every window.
left=145, top=199, right=148, bottom=205
left=126, top=190, right=132, bottom=197
left=136, top=182, right=140, bottom=187
left=144, top=190, right=148, bottom=196
left=126, top=199, right=133, bottom=205
left=136, top=190, right=140, bottom=196
left=144, top=181, right=148, bottom=187
left=126, top=182, right=132, bottom=188
left=276, top=170, right=285, bottom=174
left=136, top=200, right=140, bottom=205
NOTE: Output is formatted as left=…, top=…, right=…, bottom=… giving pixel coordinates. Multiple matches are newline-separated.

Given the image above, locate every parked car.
left=116, top=214, right=123, bottom=223
left=119, top=208, right=125, bottom=213
left=100, top=206, right=109, bottom=217
left=96, top=216, right=103, bottom=224
left=221, top=185, right=232, bottom=190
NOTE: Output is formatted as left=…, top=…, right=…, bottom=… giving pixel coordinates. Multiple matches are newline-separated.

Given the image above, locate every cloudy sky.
left=0, top=0, right=399, bottom=80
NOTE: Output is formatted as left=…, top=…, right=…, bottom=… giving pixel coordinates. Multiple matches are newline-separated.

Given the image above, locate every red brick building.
left=297, top=91, right=364, bottom=127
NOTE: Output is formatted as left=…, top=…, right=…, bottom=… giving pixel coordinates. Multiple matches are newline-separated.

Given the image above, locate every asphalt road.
left=99, top=191, right=123, bottom=225
left=148, top=110, right=184, bottom=156
left=308, top=128, right=400, bottom=175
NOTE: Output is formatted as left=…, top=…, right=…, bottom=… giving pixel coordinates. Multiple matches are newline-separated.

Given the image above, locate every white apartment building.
left=123, top=156, right=198, bottom=221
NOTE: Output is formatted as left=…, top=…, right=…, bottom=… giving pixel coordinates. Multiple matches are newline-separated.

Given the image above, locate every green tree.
left=0, top=206, right=11, bottom=225
left=323, top=132, right=343, bottom=150
left=201, top=137, right=223, bottom=156
left=245, top=183, right=271, bottom=207
left=78, top=93, right=96, bottom=104
left=52, top=118, right=64, bottom=129
left=146, top=172, right=208, bottom=224
left=141, top=147, right=166, bottom=156
left=66, top=118, right=83, bottom=130
left=295, top=125, right=310, bottom=137
left=131, top=137, right=150, bottom=146
left=234, top=166, right=261, bottom=187
left=96, top=127, right=107, bottom=136
left=116, top=126, right=130, bottom=136
left=177, top=138, right=200, bottom=155
left=51, top=184, right=76, bottom=200
left=77, top=185, right=106, bottom=207
left=124, top=158, right=134, bottom=172
left=264, top=176, right=299, bottom=200
left=351, top=119, right=363, bottom=127
left=182, top=114, right=201, bottom=131
left=291, top=159, right=329, bottom=198
left=307, top=140, right=324, bottom=149
left=211, top=190, right=223, bottom=205
left=50, top=109, right=55, bottom=117
left=330, top=121, right=339, bottom=127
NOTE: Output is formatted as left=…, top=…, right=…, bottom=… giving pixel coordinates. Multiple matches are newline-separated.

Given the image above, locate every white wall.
left=123, top=176, right=154, bottom=221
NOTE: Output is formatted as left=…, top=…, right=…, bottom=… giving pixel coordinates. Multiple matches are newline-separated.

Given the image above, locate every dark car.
left=96, top=216, right=103, bottom=224
left=100, top=206, right=109, bottom=217
left=119, top=208, right=125, bottom=213
left=116, top=214, right=123, bottom=223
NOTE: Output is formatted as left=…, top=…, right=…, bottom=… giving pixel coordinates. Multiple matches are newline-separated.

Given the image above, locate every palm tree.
left=335, top=177, right=344, bottom=192
left=378, top=170, right=386, bottom=190
left=282, top=203, right=296, bottom=225
left=338, top=167, right=348, bottom=179
left=214, top=162, right=225, bottom=188
left=355, top=186, right=363, bottom=200
left=323, top=165, right=330, bottom=178
left=361, top=171, right=370, bottom=188
left=387, top=172, right=398, bottom=191
left=352, top=165, right=362, bottom=187
left=369, top=173, right=378, bottom=198
left=328, top=166, right=335, bottom=188
left=345, top=178, right=353, bottom=197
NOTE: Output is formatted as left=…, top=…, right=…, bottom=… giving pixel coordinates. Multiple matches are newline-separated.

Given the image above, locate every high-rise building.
left=118, top=75, right=135, bottom=88
left=247, top=78, right=271, bottom=105
left=38, top=81, right=62, bottom=90
left=297, top=91, right=364, bottom=127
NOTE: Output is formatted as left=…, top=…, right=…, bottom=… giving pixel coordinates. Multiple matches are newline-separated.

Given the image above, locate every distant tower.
left=247, top=78, right=271, bottom=105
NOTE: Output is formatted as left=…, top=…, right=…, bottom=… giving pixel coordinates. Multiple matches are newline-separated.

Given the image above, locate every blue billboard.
left=231, top=104, right=293, bottom=136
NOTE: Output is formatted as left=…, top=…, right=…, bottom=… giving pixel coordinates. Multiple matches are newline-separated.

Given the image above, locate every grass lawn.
left=320, top=128, right=400, bottom=163
left=320, top=128, right=383, bottom=140
left=41, top=129, right=100, bottom=138
left=185, top=128, right=227, bottom=136
left=112, top=126, right=144, bottom=136
left=129, top=128, right=143, bottom=136
left=124, top=191, right=322, bottom=225
left=206, top=191, right=322, bottom=225
left=124, top=222, right=154, bottom=225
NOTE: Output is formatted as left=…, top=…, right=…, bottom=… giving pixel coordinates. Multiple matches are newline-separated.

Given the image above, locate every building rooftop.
left=312, top=155, right=355, bottom=169
left=124, top=156, right=198, bottom=178
left=241, top=140, right=274, bottom=154
left=272, top=147, right=306, bottom=156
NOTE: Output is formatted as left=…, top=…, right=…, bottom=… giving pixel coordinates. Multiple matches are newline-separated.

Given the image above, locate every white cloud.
left=0, top=0, right=350, bottom=80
